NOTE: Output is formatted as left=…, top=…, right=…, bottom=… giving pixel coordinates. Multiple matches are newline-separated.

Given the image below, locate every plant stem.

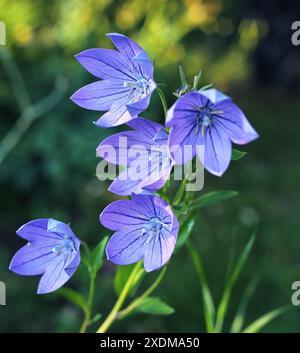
left=117, top=266, right=167, bottom=320
left=0, top=48, right=31, bottom=111
left=79, top=273, right=95, bottom=333
left=173, top=179, right=186, bottom=206
left=0, top=77, right=67, bottom=166
left=156, top=87, right=168, bottom=117
left=96, top=262, right=141, bottom=333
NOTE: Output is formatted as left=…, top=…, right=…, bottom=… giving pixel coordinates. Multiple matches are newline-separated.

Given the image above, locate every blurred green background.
left=1, top=0, right=300, bottom=332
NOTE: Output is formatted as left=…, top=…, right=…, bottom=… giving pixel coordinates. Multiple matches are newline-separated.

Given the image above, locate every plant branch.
left=117, top=266, right=167, bottom=320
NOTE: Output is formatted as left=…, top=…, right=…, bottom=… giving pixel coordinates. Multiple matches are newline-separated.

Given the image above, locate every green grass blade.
left=214, top=233, right=256, bottom=332
left=230, top=275, right=260, bottom=333
left=187, top=241, right=215, bottom=333
left=242, top=306, right=291, bottom=333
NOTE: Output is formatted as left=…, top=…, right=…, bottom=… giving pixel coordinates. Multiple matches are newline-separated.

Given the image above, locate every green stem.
left=0, top=48, right=31, bottom=111
left=0, top=77, right=67, bottom=166
left=79, top=273, right=95, bottom=333
left=156, top=87, right=168, bottom=117
left=173, top=179, right=186, bottom=206
left=96, top=262, right=141, bottom=333
left=117, top=266, right=167, bottom=320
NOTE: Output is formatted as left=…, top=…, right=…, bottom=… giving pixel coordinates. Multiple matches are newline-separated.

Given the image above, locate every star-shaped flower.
left=71, top=33, right=156, bottom=127
left=97, top=118, right=173, bottom=195
left=100, top=194, right=179, bottom=272
left=166, top=88, right=259, bottom=176
left=9, top=219, right=80, bottom=294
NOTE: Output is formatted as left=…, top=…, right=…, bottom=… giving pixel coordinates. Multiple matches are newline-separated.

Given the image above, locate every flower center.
left=142, top=217, right=165, bottom=243
left=52, top=235, right=76, bottom=255
left=195, top=106, right=213, bottom=135
left=124, top=77, right=150, bottom=102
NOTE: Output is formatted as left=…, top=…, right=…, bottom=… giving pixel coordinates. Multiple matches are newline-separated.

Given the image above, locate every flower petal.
left=100, top=200, right=148, bottom=231
left=16, top=219, right=61, bottom=243
left=213, top=99, right=259, bottom=144
left=37, top=255, right=70, bottom=294
left=143, top=216, right=178, bottom=272
left=168, top=120, right=198, bottom=164
left=106, top=229, right=146, bottom=266
left=97, top=118, right=160, bottom=165
left=126, top=93, right=152, bottom=117
left=199, top=125, right=232, bottom=176
left=166, top=91, right=210, bottom=127
left=106, top=33, right=153, bottom=77
left=108, top=170, right=146, bottom=196
left=132, top=194, right=173, bottom=224
left=127, top=117, right=162, bottom=140
left=199, top=88, right=230, bottom=104
left=65, top=251, right=81, bottom=277
left=70, top=80, right=130, bottom=111
left=75, top=48, right=135, bottom=80
left=9, top=243, right=58, bottom=276
left=95, top=99, right=133, bottom=127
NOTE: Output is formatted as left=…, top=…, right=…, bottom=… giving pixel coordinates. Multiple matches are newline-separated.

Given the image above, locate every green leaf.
left=232, top=149, right=247, bottom=161
left=89, top=313, right=102, bottom=324
left=179, top=65, right=188, bottom=87
left=114, top=264, right=144, bottom=296
left=80, top=242, right=92, bottom=270
left=91, top=236, right=108, bottom=275
left=176, top=215, right=195, bottom=248
left=193, top=70, right=202, bottom=90
left=57, top=287, right=87, bottom=313
left=187, top=241, right=215, bottom=333
left=242, top=306, right=291, bottom=333
left=230, top=275, right=260, bottom=333
left=137, top=297, right=174, bottom=316
left=190, top=190, right=239, bottom=211
left=199, top=83, right=213, bottom=90
left=214, top=233, right=256, bottom=332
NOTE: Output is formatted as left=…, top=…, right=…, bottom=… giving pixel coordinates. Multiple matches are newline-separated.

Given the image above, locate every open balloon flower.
left=9, top=219, right=80, bottom=294
left=97, top=117, right=174, bottom=195
left=71, top=33, right=156, bottom=127
left=100, top=194, right=179, bottom=272
left=166, top=88, right=259, bottom=176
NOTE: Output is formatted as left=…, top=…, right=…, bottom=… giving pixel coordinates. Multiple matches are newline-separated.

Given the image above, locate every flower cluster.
left=10, top=33, right=258, bottom=294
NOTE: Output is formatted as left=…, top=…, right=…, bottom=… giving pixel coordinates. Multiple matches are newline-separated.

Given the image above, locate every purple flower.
left=71, top=33, right=156, bottom=127
left=97, top=118, right=174, bottom=196
left=166, top=88, right=259, bottom=176
left=9, top=219, right=80, bottom=294
left=100, top=194, right=179, bottom=272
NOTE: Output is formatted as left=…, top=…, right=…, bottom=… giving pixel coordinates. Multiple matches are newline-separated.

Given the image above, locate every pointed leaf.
left=232, top=149, right=247, bottom=161
left=137, top=297, right=174, bottom=316
left=214, top=233, right=256, bottom=332
left=91, top=236, right=108, bottom=274
left=230, top=275, right=260, bottom=333
left=57, top=287, right=87, bottom=313
left=81, top=242, right=92, bottom=271
left=242, top=306, right=291, bottom=333
left=90, top=313, right=102, bottom=324
left=190, top=190, right=239, bottom=211
left=176, top=215, right=195, bottom=248
left=179, top=65, right=188, bottom=87
left=187, top=241, right=215, bottom=333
